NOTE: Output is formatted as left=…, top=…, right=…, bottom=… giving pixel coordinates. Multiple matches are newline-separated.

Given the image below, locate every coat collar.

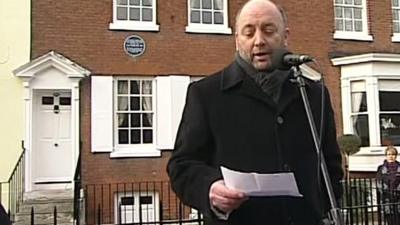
left=220, top=61, right=301, bottom=111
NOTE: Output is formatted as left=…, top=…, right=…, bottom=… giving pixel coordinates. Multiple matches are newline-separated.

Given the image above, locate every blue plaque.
left=124, top=35, right=146, bottom=57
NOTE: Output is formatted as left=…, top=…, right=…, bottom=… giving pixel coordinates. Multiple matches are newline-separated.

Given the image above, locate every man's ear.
left=235, top=32, right=239, bottom=51
left=284, top=28, right=290, bottom=47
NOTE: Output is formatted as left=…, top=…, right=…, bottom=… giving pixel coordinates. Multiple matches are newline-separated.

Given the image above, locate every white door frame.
left=13, top=51, right=90, bottom=191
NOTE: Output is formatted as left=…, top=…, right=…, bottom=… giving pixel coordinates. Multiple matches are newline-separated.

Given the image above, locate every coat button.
left=277, top=116, right=284, bottom=124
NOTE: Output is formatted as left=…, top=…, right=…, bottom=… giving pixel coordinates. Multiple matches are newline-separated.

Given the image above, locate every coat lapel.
left=221, top=62, right=277, bottom=108
left=277, top=77, right=301, bottom=114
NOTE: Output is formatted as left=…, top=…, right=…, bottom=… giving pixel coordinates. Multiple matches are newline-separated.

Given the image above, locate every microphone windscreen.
left=271, top=48, right=292, bottom=71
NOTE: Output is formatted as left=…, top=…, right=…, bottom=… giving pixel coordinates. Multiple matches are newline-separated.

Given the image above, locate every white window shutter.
left=156, top=76, right=190, bottom=150
left=91, top=76, right=113, bottom=152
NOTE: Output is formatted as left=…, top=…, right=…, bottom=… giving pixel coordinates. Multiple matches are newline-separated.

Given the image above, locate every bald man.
left=167, top=1, right=343, bottom=224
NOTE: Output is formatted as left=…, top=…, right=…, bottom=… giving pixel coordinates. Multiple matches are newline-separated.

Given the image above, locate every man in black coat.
left=0, top=203, right=11, bottom=225
left=167, top=0, right=343, bottom=224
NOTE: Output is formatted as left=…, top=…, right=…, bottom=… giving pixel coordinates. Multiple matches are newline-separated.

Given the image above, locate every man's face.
left=235, top=1, right=289, bottom=71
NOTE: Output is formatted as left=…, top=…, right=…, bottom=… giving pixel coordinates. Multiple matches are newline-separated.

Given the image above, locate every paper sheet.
left=221, top=166, right=303, bottom=197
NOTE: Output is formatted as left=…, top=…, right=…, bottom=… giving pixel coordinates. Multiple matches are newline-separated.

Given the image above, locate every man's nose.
left=254, top=30, right=266, bottom=46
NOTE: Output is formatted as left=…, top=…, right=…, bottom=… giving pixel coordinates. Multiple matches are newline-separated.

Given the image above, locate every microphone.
left=271, top=48, right=313, bottom=70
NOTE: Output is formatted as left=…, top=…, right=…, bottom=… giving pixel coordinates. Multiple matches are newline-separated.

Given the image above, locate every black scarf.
left=235, top=53, right=290, bottom=103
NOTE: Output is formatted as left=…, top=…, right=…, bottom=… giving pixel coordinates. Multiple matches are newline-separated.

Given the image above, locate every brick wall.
left=32, top=0, right=400, bottom=184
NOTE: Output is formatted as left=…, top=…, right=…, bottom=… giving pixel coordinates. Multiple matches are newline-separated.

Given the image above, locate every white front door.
left=32, top=90, right=73, bottom=189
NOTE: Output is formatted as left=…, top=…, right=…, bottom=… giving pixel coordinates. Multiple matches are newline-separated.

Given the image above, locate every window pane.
left=354, top=0, right=361, bottom=5
left=394, top=0, right=400, bottom=7
left=352, top=115, right=370, bottom=147
left=191, top=0, right=200, bottom=9
left=42, top=96, right=54, bottom=105
left=118, top=114, right=129, bottom=127
left=117, top=7, right=128, bottom=20
left=143, top=129, right=153, bottom=143
left=202, top=11, right=212, bottom=24
left=118, top=96, right=129, bottom=110
left=335, top=7, right=343, bottom=18
left=130, top=97, right=140, bottom=110
left=380, top=91, right=400, bottom=111
left=131, top=130, right=141, bottom=144
left=394, top=10, right=400, bottom=20
left=214, top=0, right=223, bottom=10
left=351, top=92, right=367, bottom=112
left=381, top=114, right=400, bottom=146
left=118, top=0, right=128, bottom=5
left=142, top=8, right=152, bottom=21
left=129, top=8, right=140, bottom=21
left=130, top=81, right=140, bottom=94
left=129, top=0, right=139, bottom=5
left=191, top=10, right=200, bottom=23
left=394, top=22, right=400, bottom=33
left=118, top=81, right=128, bottom=94
left=119, top=130, right=129, bottom=144
left=354, top=8, right=362, bottom=19
left=335, top=0, right=343, bottom=3
left=335, top=19, right=344, bottom=31
left=142, top=97, right=152, bottom=111
left=142, top=0, right=152, bottom=6
left=214, top=12, right=223, bottom=24
left=344, top=8, right=352, bottom=19
left=142, top=113, right=152, bottom=127
left=345, top=0, right=353, bottom=4
left=202, top=0, right=212, bottom=9
left=59, top=97, right=71, bottom=106
left=131, top=113, right=140, bottom=127
left=354, top=20, right=362, bottom=31
left=345, top=20, right=353, bottom=31
left=140, top=196, right=153, bottom=204
left=121, top=197, right=134, bottom=205
left=142, top=81, right=152, bottom=94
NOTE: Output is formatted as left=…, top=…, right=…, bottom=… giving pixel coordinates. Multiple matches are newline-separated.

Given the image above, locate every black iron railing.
left=73, top=151, right=82, bottom=225
left=84, top=181, right=202, bottom=225
left=81, top=178, right=400, bottom=225
left=0, top=140, right=26, bottom=222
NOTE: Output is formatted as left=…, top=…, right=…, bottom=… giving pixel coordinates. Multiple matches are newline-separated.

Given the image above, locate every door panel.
left=32, top=90, right=73, bottom=187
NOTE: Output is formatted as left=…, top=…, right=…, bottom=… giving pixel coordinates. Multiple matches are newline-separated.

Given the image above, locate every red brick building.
left=13, top=0, right=400, bottom=223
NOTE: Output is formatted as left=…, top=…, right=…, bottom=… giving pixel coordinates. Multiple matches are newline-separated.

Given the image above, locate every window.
left=378, top=80, right=400, bottom=146
left=109, top=0, right=159, bottom=31
left=350, top=81, right=369, bottom=146
left=115, top=192, right=159, bottom=224
left=333, top=0, right=372, bottom=41
left=332, top=53, right=400, bottom=158
left=186, top=0, right=232, bottom=34
left=115, top=78, right=155, bottom=148
left=392, top=0, right=400, bottom=41
left=91, top=75, right=191, bottom=157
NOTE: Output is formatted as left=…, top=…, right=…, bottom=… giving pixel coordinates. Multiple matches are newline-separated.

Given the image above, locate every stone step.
left=13, top=189, right=75, bottom=225
left=23, top=189, right=74, bottom=203
left=18, top=201, right=74, bottom=214
left=14, top=211, right=73, bottom=225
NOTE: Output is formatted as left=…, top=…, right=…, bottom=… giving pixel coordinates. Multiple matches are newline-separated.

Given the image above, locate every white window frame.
left=109, top=0, right=159, bottom=31
left=392, top=0, right=400, bottom=42
left=91, top=75, right=191, bottom=157
left=333, top=0, right=372, bottom=41
left=185, top=0, right=232, bottom=34
left=114, top=191, right=160, bottom=224
left=332, top=53, right=400, bottom=171
left=111, top=77, right=159, bottom=158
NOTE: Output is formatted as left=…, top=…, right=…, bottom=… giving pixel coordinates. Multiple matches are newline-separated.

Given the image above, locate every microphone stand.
left=292, top=65, right=343, bottom=225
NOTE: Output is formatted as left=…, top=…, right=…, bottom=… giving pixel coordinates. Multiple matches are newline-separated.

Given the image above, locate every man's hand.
left=209, top=180, right=248, bottom=214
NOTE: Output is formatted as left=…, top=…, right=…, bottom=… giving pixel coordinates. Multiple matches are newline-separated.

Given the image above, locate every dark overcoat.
left=167, top=61, right=343, bottom=225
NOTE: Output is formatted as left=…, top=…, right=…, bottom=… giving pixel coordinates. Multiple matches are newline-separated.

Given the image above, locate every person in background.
left=0, top=203, right=11, bottom=225
left=167, top=0, right=343, bottom=224
left=377, top=145, right=400, bottom=225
